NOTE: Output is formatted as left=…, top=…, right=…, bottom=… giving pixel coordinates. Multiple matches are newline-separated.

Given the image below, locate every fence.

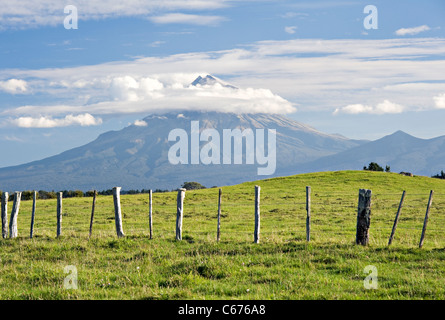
left=1, top=185, right=444, bottom=248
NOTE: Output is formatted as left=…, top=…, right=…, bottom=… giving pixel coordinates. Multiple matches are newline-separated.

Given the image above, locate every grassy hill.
left=1, top=170, right=445, bottom=299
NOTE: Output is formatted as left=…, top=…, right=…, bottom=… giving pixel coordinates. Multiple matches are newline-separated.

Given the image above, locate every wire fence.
left=6, top=187, right=445, bottom=248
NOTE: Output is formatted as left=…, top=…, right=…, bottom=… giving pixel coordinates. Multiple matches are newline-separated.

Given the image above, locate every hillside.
left=2, top=170, right=445, bottom=300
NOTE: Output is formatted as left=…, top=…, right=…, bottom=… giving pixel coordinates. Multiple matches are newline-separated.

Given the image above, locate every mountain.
left=191, top=75, right=237, bottom=89
left=0, top=111, right=364, bottom=192
left=293, top=130, right=445, bottom=176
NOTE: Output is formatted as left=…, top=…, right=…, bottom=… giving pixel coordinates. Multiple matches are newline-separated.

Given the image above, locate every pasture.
left=1, top=170, right=445, bottom=299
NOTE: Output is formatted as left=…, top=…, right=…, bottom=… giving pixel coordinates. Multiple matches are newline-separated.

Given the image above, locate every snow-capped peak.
left=190, top=74, right=238, bottom=89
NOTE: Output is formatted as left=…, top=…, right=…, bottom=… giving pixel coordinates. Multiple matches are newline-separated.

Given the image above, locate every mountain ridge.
left=291, top=130, right=445, bottom=176
left=1, top=103, right=442, bottom=192
left=0, top=111, right=365, bottom=192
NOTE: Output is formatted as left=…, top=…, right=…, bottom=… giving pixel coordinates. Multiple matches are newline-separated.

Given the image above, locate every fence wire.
left=8, top=188, right=445, bottom=248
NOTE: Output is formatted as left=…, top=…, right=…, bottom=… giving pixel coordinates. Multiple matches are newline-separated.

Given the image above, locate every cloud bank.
left=334, top=100, right=405, bottom=115
left=2, top=38, right=445, bottom=127
left=395, top=25, right=431, bottom=36
left=284, top=26, right=297, bottom=34
left=9, top=113, right=102, bottom=128
left=3, top=74, right=295, bottom=122
left=133, top=120, right=148, bottom=127
left=148, top=13, right=226, bottom=26
left=434, top=93, right=445, bottom=109
left=0, top=79, right=28, bottom=94
left=0, top=0, right=231, bottom=29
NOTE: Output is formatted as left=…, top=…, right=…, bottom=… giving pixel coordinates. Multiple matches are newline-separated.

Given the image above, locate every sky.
left=0, top=0, right=445, bottom=167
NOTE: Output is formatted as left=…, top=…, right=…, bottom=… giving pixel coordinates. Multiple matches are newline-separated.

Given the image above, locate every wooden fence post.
left=57, top=192, right=62, bottom=237
left=176, top=188, right=186, bottom=241
left=112, top=187, right=125, bottom=238
left=88, top=190, right=97, bottom=239
left=30, top=191, right=37, bottom=239
left=9, top=191, right=22, bottom=239
left=419, top=190, right=434, bottom=249
left=356, top=189, right=372, bottom=245
left=254, top=185, right=260, bottom=244
left=388, top=190, right=406, bottom=245
left=217, top=188, right=222, bottom=242
left=1, top=192, right=8, bottom=239
left=149, top=189, right=153, bottom=240
left=306, top=186, right=311, bottom=242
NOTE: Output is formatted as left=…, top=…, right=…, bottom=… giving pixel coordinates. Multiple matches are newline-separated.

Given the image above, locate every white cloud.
left=110, top=76, right=140, bottom=102
left=374, top=100, right=405, bottom=114
left=3, top=75, right=295, bottom=119
left=109, top=76, right=164, bottom=101
left=108, top=76, right=164, bottom=101
left=433, top=93, right=445, bottom=109
left=0, top=0, right=231, bottom=29
left=280, top=12, right=308, bottom=19
left=395, top=25, right=431, bottom=36
left=0, top=79, right=28, bottom=94
left=2, top=135, right=24, bottom=142
left=334, top=104, right=371, bottom=115
left=284, top=26, right=297, bottom=34
left=148, top=13, right=226, bottom=26
left=139, top=77, right=164, bottom=94
left=133, top=120, right=148, bottom=126
left=2, top=38, right=445, bottom=120
left=288, top=1, right=358, bottom=9
left=334, top=100, right=405, bottom=115
left=10, top=113, right=102, bottom=128
left=148, top=41, right=166, bottom=48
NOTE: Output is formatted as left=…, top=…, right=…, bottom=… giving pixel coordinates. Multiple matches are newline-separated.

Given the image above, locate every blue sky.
left=0, top=0, right=445, bottom=167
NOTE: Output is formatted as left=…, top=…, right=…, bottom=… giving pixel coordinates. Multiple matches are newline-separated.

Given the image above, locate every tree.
left=85, top=190, right=96, bottom=197
left=38, top=190, right=57, bottom=199
left=432, top=170, right=445, bottom=180
left=181, top=182, right=206, bottom=190
left=385, top=165, right=391, bottom=173
left=363, top=162, right=384, bottom=172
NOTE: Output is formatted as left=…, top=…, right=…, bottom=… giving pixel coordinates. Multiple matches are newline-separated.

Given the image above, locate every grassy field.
left=1, top=170, right=445, bottom=300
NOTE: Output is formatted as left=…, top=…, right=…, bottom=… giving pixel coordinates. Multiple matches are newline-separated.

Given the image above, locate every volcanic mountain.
left=0, top=111, right=365, bottom=192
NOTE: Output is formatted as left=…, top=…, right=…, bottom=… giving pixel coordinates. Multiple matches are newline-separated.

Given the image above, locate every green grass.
left=1, top=170, right=445, bottom=299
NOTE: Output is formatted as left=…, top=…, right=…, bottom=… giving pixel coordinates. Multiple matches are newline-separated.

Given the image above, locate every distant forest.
left=0, top=188, right=170, bottom=201
left=0, top=182, right=209, bottom=201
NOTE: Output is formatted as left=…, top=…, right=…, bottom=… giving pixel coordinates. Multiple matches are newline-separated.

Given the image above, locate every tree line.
left=363, top=162, right=391, bottom=172
left=363, top=162, right=445, bottom=181
left=432, top=170, right=445, bottom=180
left=0, top=182, right=208, bottom=201
left=0, top=188, right=170, bottom=201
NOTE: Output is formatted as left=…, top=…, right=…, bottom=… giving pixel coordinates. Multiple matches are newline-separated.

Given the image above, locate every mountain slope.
left=0, top=111, right=364, bottom=191
left=293, top=130, right=445, bottom=176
